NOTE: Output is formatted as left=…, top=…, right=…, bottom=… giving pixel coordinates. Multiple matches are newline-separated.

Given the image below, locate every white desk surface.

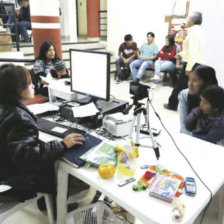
left=39, top=117, right=224, bottom=224
left=42, top=126, right=224, bottom=224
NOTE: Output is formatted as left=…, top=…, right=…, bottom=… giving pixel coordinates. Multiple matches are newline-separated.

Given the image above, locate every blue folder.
left=63, top=133, right=102, bottom=167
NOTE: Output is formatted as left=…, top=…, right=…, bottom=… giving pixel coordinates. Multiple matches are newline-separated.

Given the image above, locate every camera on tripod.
left=125, top=82, right=160, bottom=160
left=130, top=82, right=150, bottom=100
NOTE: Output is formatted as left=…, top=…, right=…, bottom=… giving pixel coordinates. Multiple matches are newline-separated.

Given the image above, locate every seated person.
left=116, top=34, right=137, bottom=83
left=152, top=34, right=177, bottom=83
left=185, top=85, right=224, bottom=144
left=10, top=0, right=31, bottom=43
left=33, top=41, right=67, bottom=96
left=0, top=6, right=8, bottom=24
left=0, top=64, right=84, bottom=202
left=130, top=32, right=158, bottom=82
left=50, top=60, right=69, bottom=79
left=178, top=64, right=218, bottom=135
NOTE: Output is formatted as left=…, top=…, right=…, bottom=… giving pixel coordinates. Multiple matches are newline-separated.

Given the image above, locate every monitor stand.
left=74, top=95, right=95, bottom=105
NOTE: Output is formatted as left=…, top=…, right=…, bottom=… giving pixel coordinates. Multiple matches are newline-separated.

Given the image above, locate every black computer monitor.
left=70, top=49, right=110, bottom=102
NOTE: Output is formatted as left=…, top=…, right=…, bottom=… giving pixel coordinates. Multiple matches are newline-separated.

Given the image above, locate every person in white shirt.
left=164, top=12, right=202, bottom=111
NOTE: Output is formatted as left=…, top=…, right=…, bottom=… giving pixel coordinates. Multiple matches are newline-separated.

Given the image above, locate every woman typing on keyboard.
left=0, top=64, right=85, bottom=202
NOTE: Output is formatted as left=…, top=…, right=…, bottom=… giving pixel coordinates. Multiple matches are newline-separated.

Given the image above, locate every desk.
left=53, top=127, right=224, bottom=224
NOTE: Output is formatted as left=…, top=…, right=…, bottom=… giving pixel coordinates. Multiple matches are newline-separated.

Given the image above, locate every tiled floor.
left=2, top=75, right=223, bottom=224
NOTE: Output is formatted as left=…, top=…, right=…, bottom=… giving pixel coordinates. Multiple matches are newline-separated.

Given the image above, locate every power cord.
left=149, top=101, right=213, bottom=224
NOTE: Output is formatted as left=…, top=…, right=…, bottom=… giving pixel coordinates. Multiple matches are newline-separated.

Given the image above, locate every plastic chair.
left=0, top=185, right=55, bottom=224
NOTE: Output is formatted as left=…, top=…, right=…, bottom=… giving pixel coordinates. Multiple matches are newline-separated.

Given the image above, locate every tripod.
left=128, top=97, right=160, bottom=160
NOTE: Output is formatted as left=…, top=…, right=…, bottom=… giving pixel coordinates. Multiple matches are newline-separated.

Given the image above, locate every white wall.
left=202, top=0, right=224, bottom=87
left=107, top=0, right=168, bottom=56
left=107, top=0, right=203, bottom=57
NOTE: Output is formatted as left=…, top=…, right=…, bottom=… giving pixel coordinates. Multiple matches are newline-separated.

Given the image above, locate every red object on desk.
left=144, top=171, right=154, bottom=180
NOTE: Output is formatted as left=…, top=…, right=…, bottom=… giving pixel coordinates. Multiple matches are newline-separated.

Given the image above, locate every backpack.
left=119, top=68, right=130, bottom=80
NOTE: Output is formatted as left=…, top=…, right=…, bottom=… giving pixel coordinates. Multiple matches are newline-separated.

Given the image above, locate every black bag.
left=119, top=68, right=130, bottom=80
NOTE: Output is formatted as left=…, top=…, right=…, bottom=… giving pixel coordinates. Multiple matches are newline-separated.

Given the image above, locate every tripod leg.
left=135, top=113, right=141, bottom=145
left=145, top=103, right=160, bottom=160
left=129, top=115, right=137, bottom=140
left=147, top=120, right=157, bottom=148
left=147, top=115, right=160, bottom=160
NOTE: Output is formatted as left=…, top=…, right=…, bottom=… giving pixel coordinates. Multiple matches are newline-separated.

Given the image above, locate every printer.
left=103, top=112, right=132, bottom=137
left=59, top=100, right=129, bottom=129
left=48, top=78, right=88, bottom=102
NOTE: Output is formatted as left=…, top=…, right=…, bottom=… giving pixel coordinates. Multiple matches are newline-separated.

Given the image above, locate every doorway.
left=77, top=0, right=87, bottom=38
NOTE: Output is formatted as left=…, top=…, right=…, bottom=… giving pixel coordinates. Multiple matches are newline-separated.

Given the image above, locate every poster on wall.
left=165, top=0, right=188, bottom=16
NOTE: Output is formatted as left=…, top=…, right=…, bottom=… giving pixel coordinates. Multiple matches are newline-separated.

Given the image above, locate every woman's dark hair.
left=201, top=85, right=224, bottom=113
left=124, top=34, right=133, bottom=42
left=0, top=64, right=28, bottom=103
left=192, top=64, right=218, bottom=87
left=187, top=64, right=218, bottom=112
left=18, top=0, right=29, bottom=2
left=36, top=41, right=60, bottom=63
left=166, top=34, right=175, bottom=46
left=164, top=34, right=175, bottom=53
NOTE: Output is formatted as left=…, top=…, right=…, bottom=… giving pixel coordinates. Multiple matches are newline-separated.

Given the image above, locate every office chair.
left=0, top=185, right=55, bottom=224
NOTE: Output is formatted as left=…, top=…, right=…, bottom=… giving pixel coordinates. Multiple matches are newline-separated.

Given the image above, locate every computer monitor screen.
left=70, top=49, right=110, bottom=101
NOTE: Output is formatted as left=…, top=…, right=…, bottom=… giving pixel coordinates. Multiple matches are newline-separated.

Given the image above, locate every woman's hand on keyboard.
left=62, top=133, right=85, bottom=148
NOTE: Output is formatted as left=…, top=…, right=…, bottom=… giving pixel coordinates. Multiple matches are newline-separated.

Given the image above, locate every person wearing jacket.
left=17, top=0, right=31, bottom=42
left=152, top=34, right=177, bottom=83
left=0, top=64, right=84, bottom=202
left=184, top=85, right=224, bottom=144
left=8, top=0, right=31, bottom=42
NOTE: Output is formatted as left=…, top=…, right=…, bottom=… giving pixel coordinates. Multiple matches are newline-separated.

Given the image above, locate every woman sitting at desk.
left=33, top=41, right=69, bottom=96
left=0, top=64, right=84, bottom=202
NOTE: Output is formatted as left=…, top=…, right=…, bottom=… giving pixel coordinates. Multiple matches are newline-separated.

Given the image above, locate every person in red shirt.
left=116, top=34, right=137, bottom=83
left=152, top=35, right=177, bottom=83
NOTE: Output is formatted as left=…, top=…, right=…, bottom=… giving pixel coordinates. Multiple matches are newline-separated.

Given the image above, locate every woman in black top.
left=0, top=64, right=84, bottom=201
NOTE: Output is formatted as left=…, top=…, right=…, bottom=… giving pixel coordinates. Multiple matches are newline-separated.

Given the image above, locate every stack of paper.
left=27, top=102, right=59, bottom=115
left=71, top=102, right=99, bottom=118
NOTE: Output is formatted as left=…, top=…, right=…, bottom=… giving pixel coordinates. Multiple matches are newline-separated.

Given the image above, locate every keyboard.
left=37, top=117, right=86, bottom=138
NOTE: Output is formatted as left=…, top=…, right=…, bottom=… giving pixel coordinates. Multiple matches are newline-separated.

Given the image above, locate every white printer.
left=48, top=78, right=88, bottom=102
left=103, top=112, right=132, bottom=137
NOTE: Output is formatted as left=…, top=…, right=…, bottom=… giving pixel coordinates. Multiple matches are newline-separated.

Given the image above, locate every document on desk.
left=40, top=74, right=57, bottom=85
left=71, top=102, right=99, bottom=118
left=40, top=74, right=69, bottom=85
left=27, top=102, right=59, bottom=115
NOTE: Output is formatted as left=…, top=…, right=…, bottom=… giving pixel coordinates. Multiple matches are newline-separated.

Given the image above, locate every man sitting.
left=11, top=0, right=31, bottom=43
left=130, top=32, right=158, bottom=83
left=116, top=34, right=137, bottom=83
